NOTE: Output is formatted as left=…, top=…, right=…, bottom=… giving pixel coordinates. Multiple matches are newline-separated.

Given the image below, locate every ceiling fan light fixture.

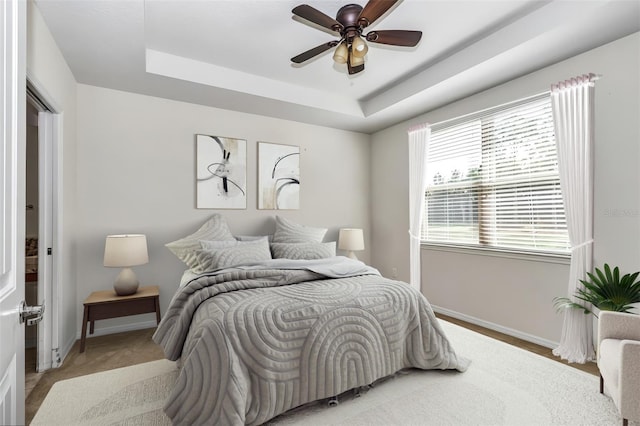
left=350, top=51, right=365, bottom=66
left=333, top=42, right=349, bottom=64
left=351, top=36, right=368, bottom=58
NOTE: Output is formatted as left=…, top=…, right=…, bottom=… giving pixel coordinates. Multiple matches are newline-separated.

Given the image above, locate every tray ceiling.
left=34, top=0, right=640, bottom=133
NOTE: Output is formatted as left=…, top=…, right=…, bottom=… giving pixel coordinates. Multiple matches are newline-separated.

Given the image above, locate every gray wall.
left=75, top=84, right=371, bottom=335
left=370, top=33, right=640, bottom=345
left=28, top=0, right=640, bottom=352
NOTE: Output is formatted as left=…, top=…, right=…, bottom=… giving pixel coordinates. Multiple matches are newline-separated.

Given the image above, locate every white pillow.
left=165, top=214, right=235, bottom=267
left=272, top=216, right=327, bottom=243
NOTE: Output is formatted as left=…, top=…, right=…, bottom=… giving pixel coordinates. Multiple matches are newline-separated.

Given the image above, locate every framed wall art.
left=258, top=142, right=300, bottom=210
left=196, top=134, right=247, bottom=209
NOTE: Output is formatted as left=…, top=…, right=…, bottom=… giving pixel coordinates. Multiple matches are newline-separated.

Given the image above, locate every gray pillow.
left=165, top=214, right=235, bottom=267
left=270, top=242, right=336, bottom=260
left=192, top=237, right=272, bottom=273
left=200, top=236, right=268, bottom=250
left=235, top=235, right=273, bottom=242
left=272, top=216, right=327, bottom=243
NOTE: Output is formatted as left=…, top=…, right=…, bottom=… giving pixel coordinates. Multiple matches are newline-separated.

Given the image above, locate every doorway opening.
left=24, top=99, right=41, bottom=398
left=24, top=80, right=61, bottom=398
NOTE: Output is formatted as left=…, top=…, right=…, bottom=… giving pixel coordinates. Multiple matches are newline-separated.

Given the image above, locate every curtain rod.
left=407, top=122, right=430, bottom=133
left=407, top=73, right=603, bottom=133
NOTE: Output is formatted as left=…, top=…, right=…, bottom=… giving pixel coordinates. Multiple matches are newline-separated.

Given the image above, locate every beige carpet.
left=32, top=321, right=630, bottom=425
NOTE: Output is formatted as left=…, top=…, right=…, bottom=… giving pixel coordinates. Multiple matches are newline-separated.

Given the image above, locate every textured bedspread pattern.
left=153, top=264, right=468, bottom=425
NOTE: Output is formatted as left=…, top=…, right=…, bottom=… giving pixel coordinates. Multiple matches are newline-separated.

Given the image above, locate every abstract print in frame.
left=258, top=142, right=300, bottom=210
left=196, top=134, right=247, bottom=209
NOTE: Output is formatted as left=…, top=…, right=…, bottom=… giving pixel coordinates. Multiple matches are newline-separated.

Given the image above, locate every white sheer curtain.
left=408, top=124, right=430, bottom=290
left=551, top=74, right=596, bottom=363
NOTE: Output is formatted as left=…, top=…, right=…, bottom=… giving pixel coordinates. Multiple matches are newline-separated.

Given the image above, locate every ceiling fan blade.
left=366, top=30, right=422, bottom=47
left=357, top=0, right=400, bottom=28
left=291, top=41, right=339, bottom=64
left=292, top=4, right=343, bottom=32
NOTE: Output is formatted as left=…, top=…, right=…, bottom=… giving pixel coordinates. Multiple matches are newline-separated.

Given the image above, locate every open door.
left=0, top=0, right=27, bottom=423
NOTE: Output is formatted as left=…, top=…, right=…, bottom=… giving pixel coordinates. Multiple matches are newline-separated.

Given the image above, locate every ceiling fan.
left=290, top=0, right=422, bottom=75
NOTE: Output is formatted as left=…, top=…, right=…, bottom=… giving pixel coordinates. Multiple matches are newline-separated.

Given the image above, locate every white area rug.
left=32, top=321, right=630, bottom=425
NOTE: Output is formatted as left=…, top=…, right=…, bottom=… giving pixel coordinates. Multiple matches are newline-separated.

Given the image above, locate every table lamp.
left=103, top=234, right=148, bottom=296
left=338, top=228, right=364, bottom=260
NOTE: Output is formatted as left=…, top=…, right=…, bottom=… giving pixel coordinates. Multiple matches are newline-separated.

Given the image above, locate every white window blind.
left=422, top=95, right=570, bottom=254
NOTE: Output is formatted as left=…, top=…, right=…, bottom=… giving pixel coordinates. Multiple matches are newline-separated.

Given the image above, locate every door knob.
left=19, top=300, right=45, bottom=326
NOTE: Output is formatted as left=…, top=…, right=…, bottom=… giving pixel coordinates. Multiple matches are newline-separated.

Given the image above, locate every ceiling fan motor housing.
left=336, top=4, right=365, bottom=41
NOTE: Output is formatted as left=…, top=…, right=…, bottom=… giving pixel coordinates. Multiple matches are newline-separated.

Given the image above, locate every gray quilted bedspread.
left=153, top=262, right=469, bottom=425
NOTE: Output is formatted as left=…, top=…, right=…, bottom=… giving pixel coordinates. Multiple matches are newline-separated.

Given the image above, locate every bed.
left=153, top=215, right=469, bottom=425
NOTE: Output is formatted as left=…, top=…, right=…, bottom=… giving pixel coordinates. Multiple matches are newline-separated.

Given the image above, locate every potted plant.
left=554, top=263, right=640, bottom=317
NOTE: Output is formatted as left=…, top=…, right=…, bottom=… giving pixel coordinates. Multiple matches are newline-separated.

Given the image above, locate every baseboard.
left=75, top=320, right=158, bottom=340
left=55, top=333, right=77, bottom=369
left=433, top=305, right=559, bottom=349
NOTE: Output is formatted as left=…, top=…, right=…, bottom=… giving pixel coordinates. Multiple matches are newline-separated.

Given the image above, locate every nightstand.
left=80, top=285, right=161, bottom=353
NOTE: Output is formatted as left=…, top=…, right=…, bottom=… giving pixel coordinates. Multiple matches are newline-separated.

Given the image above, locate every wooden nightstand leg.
left=155, top=296, right=161, bottom=324
left=90, top=320, right=95, bottom=335
left=80, top=305, right=89, bottom=353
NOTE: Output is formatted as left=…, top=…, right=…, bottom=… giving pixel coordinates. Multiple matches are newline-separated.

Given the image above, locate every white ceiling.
left=34, top=0, right=640, bottom=134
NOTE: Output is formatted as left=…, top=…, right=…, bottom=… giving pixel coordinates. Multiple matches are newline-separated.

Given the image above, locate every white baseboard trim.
left=55, top=334, right=77, bottom=369
left=75, top=320, right=158, bottom=340
left=433, top=305, right=559, bottom=349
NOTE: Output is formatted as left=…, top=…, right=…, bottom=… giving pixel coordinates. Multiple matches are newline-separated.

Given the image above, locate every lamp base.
left=346, top=251, right=359, bottom=260
left=113, top=267, right=139, bottom=296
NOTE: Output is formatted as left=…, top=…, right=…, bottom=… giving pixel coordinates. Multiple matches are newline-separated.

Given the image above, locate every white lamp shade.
left=103, top=234, right=149, bottom=267
left=338, top=228, right=365, bottom=251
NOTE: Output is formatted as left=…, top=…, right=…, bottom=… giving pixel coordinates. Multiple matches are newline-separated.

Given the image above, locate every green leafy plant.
left=553, top=263, right=640, bottom=317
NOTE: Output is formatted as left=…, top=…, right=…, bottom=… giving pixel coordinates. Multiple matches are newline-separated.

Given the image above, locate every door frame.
left=26, top=76, right=63, bottom=371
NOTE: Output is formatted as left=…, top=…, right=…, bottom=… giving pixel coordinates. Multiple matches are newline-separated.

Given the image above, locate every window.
left=422, top=94, right=570, bottom=255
